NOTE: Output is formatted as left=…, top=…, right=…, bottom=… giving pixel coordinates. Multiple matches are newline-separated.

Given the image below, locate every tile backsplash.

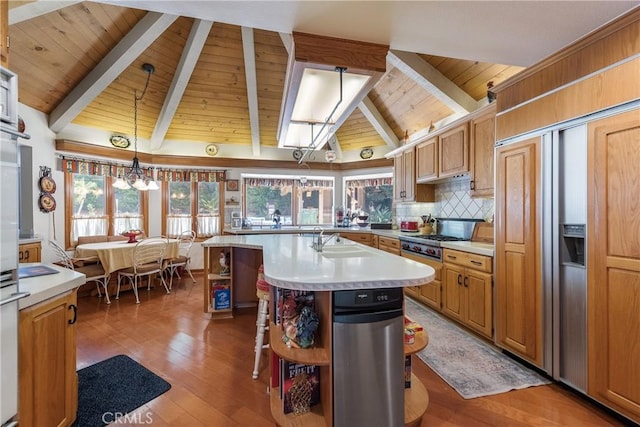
left=395, top=176, right=494, bottom=222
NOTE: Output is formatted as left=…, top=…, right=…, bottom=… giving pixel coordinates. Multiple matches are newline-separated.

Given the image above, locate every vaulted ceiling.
left=6, top=1, right=637, bottom=163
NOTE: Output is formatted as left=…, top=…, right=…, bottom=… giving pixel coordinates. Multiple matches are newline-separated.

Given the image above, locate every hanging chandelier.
left=113, top=63, right=159, bottom=191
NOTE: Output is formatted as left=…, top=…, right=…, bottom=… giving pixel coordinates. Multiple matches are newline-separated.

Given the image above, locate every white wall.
left=18, top=104, right=64, bottom=264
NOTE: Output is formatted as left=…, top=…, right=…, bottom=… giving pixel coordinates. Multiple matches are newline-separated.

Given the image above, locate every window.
left=343, top=174, right=393, bottom=222
left=66, top=172, right=147, bottom=247
left=164, top=181, right=221, bottom=238
left=243, top=175, right=334, bottom=226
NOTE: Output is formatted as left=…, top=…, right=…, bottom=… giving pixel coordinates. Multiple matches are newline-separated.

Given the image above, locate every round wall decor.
left=38, top=166, right=57, bottom=213
left=360, top=147, right=374, bottom=159
left=205, top=144, right=219, bottom=156
left=38, top=194, right=57, bottom=213
left=110, top=135, right=131, bottom=149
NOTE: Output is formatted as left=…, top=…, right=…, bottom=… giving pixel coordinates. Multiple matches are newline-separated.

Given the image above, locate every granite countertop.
left=18, top=263, right=86, bottom=309
left=202, top=234, right=434, bottom=291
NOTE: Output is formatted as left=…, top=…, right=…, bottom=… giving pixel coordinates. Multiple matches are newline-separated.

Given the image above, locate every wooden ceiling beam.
left=387, top=49, right=479, bottom=115
left=241, top=26, right=261, bottom=157
left=358, top=96, right=399, bottom=149
left=48, top=12, right=178, bottom=133
left=8, top=0, right=83, bottom=24
left=150, top=19, right=213, bottom=151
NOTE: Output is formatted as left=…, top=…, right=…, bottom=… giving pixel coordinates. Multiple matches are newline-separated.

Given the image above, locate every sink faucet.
left=312, top=228, right=340, bottom=252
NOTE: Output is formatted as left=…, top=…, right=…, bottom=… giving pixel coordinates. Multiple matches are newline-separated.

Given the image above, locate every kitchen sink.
left=320, top=245, right=375, bottom=258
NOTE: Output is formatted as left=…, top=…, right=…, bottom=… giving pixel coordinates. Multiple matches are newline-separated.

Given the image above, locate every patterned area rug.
left=405, top=297, right=550, bottom=399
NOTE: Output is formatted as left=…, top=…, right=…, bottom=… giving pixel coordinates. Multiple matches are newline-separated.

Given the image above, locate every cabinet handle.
left=470, top=260, right=482, bottom=265
left=457, top=274, right=462, bottom=286
left=68, top=304, right=77, bottom=325
left=470, top=180, right=475, bottom=190
left=24, top=250, right=29, bottom=260
left=464, top=277, right=469, bottom=287
left=447, top=255, right=457, bottom=260
left=19, top=251, right=23, bottom=261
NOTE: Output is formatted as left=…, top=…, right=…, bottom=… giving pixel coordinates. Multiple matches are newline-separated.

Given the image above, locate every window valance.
left=345, top=177, right=392, bottom=187
left=60, top=157, right=225, bottom=182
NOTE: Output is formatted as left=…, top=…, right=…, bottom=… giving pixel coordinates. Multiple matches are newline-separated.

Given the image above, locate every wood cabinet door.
left=495, top=137, right=542, bottom=366
left=402, top=150, right=415, bottom=201
left=442, top=263, right=464, bottom=321
left=464, top=269, right=493, bottom=338
left=419, top=280, right=441, bottom=311
left=393, top=153, right=404, bottom=202
left=19, top=243, right=42, bottom=263
left=439, top=123, right=469, bottom=178
left=587, top=109, right=640, bottom=424
left=19, top=291, right=78, bottom=427
left=470, top=108, right=496, bottom=197
left=1, top=0, right=8, bottom=67
left=416, top=137, right=438, bottom=182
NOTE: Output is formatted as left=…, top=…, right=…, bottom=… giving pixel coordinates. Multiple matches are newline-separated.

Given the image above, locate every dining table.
left=75, top=239, right=180, bottom=275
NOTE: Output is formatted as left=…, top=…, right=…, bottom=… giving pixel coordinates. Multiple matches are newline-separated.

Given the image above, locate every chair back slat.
left=133, top=238, right=168, bottom=269
left=49, top=240, right=75, bottom=270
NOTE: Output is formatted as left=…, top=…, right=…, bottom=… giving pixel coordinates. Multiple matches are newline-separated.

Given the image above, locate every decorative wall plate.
left=292, top=149, right=303, bottom=160
left=39, top=175, right=57, bottom=193
left=110, top=135, right=130, bottom=149
left=205, top=144, right=219, bottom=156
left=38, top=194, right=57, bottom=213
left=360, top=147, right=374, bottom=159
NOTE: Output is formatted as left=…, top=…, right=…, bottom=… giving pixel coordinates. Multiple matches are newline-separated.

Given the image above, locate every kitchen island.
left=202, top=234, right=434, bottom=426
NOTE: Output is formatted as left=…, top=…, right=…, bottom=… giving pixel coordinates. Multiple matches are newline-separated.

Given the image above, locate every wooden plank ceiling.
left=7, top=1, right=524, bottom=162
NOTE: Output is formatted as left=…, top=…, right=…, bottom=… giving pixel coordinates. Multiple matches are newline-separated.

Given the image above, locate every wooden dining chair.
left=166, top=230, right=197, bottom=290
left=116, top=236, right=170, bottom=304
left=49, top=240, right=112, bottom=303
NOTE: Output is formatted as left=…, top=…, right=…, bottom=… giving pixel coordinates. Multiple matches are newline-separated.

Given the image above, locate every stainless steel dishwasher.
left=332, top=287, right=404, bottom=427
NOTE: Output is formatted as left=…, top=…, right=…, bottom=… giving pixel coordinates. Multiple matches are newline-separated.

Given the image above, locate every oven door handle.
left=0, top=291, right=31, bottom=306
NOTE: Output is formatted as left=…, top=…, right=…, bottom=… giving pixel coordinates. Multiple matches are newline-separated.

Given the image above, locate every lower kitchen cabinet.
left=340, top=232, right=375, bottom=247
left=442, top=249, right=493, bottom=338
left=377, top=236, right=400, bottom=255
left=401, top=252, right=442, bottom=312
left=19, top=290, right=78, bottom=427
left=18, top=242, right=41, bottom=263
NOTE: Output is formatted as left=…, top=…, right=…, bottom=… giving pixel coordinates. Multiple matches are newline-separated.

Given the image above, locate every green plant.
left=369, top=205, right=392, bottom=223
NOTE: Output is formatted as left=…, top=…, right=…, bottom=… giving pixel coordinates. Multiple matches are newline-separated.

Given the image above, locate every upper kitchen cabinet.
left=1, top=0, right=7, bottom=67
left=393, top=149, right=435, bottom=203
left=415, top=137, right=438, bottom=182
left=469, top=104, right=496, bottom=198
left=439, top=123, right=469, bottom=178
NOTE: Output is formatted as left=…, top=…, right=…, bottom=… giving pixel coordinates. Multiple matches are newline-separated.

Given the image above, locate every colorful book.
left=211, top=282, right=230, bottom=310
left=281, top=361, right=320, bottom=415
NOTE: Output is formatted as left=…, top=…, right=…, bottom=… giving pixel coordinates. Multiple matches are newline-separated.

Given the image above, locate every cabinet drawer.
left=378, top=236, right=400, bottom=250
left=443, top=249, right=492, bottom=273
left=342, top=233, right=371, bottom=244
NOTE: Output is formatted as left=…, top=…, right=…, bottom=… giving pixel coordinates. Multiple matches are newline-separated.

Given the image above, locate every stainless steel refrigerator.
left=541, top=124, right=588, bottom=392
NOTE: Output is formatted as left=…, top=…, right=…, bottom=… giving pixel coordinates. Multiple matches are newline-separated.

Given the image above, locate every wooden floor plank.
left=74, top=273, right=627, bottom=426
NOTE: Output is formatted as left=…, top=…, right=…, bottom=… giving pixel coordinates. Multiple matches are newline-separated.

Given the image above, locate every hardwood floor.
left=75, top=273, right=628, bottom=426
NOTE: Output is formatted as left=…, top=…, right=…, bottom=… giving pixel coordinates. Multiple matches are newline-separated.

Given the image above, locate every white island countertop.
left=18, top=263, right=86, bottom=310
left=202, top=234, right=435, bottom=291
